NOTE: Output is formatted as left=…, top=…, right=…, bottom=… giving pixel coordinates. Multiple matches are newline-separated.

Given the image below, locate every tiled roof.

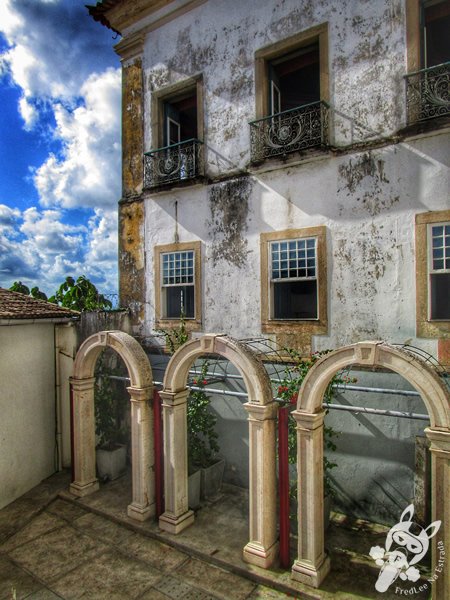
left=86, top=1, right=122, bottom=34
left=0, top=288, right=79, bottom=321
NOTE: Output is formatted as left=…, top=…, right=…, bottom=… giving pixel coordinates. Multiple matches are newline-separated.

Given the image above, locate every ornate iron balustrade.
left=249, top=101, right=329, bottom=163
left=405, top=62, right=450, bottom=124
left=144, top=139, right=203, bottom=189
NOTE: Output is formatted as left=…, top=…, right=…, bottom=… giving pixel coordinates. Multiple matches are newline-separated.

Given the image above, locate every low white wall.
left=0, top=323, right=57, bottom=509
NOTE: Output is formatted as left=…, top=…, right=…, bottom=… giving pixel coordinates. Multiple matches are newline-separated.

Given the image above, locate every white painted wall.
left=1, top=323, right=58, bottom=509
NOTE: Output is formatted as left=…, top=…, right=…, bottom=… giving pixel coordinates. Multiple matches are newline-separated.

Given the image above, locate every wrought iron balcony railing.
left=405, top=62, right=450, bottom=125
left=144, top=138, right=203, bottom=189
left=249, top=100, right=329, bottom=164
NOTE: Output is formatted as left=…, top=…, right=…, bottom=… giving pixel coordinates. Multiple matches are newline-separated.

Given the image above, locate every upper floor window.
left=250, top=24, right=329, bottom=164
left=405, top=0, right=450, bottom=124
left=144, top=76, right=204, bottom=189
left=429, top=222, right=450, bottom=320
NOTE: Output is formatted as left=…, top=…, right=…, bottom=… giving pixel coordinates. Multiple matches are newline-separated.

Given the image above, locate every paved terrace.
left=0, top=471, right=431, bottom=599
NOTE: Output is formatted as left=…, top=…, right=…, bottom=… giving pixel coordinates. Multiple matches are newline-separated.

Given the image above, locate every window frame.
left=154, top=240, right=202, bottom=331
left=151, top=75, right=204, bottom=150
left=260, top=226, right=328, bottom=335
left=254, top=23, right=329, bottom=121
left=427, top=220, right=450, bottom=321
left=415, top=210, right=450, bottom=337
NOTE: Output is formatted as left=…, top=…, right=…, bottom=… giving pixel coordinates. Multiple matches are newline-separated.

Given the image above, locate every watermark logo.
left=369, top=504, right=441, bottom=593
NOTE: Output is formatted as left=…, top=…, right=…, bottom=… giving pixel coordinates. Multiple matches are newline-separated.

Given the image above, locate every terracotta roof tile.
left=0, top=288, right=79, bottom=320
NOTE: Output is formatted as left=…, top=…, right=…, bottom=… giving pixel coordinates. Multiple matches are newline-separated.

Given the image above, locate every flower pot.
left=96, top=444, right=127, bottom=481
left=201, top=459, right=225, bottom=500
left=188, top=469, right=201, bottom=509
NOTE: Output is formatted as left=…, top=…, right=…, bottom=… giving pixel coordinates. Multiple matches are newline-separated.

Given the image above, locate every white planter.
left=188, top=469, right=201, bottom=509
left=96, top=444, right=127, bottom=481
left=201, top=459, right=225, bottom=500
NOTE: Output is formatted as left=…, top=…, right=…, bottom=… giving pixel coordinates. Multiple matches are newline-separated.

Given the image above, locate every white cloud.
left=34, top=68, right=121, bottom=210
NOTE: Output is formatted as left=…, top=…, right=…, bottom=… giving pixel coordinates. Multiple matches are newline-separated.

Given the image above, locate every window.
left=405, top=0, right=450, bottom=124
left=260, top=227, right=327, bottom=336
left=251, top=24, right=329, bottom=162
left=270, top=237, right=318, bottom=319
left=415, top=210, right=450, bottom=338
left=154, top=241, right=202, bottom=330
left=144, top=76, right=204, bottom=188
left=428, top=222, right=450, bottom=320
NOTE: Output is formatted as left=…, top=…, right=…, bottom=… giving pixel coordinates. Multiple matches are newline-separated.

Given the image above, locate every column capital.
left=292, top=409, right=325, bottom=430
left=425, top=427, right=450, bottom=454
left=243, top=401, right=278, bottom=420
left=126, top=385, right=152, bottom=402
left=70, top=377, right=95, bottom=392
left=159, top=388, right=190, bottom=406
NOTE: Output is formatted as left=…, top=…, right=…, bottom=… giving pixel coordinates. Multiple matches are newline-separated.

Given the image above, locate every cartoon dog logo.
left=369, top=504, right=441, bottom=593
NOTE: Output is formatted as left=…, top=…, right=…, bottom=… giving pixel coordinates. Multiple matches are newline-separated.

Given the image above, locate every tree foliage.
left=9, top=275, right=112, bottom=311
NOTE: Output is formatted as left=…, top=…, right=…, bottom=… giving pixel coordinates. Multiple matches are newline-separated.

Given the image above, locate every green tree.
left=48, top=276, right=112, bottom=311
left=9, top=281, right=48, bottom=301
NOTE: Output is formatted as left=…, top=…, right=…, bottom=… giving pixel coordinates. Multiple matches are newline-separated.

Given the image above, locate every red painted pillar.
left=153, top=389, right=164, bottom=517
left=278, top=404, right=290, bottom=568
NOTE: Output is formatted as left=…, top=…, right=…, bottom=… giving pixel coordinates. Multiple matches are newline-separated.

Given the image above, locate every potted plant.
left=94, top=351, right=129, bottom=481
left=188, top=361, right=224, bottom=502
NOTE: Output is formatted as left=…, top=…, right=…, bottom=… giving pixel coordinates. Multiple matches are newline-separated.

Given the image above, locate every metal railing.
left=249, top=100, right=329, bottom=163
left=405, top=61, right=450, bottom=124
left=144, top=138, right=203, bottom=189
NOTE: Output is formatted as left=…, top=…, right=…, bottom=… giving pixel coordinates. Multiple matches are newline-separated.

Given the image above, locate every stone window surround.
left=415, top=210, right=450, bottom=338
left=260, top=226, right=328, bottom=336
left=254, top=22, right=329, bottom=120
left=154, top=240, right=202, bottom=332
left=150, top=74, right=204, bottom=150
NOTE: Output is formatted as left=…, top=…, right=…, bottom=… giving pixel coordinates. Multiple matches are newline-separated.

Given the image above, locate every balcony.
left=405, top=62, right=450, bottom=125
left=249, top=101, right=329, bottom=164
left=144, top=139, right=203, bottom=189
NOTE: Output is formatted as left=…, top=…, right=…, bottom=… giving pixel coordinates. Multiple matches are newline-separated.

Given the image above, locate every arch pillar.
left=69, top=377, right=99, bottom=497
left=159, top=388, right=194, bottom=534
left=425, top=428, right=450, bottom=600
left=291, top=410, right=330, bottom=587
left=127, top=385, right=155, bottom=521
left=243, top=401, right=279, bottom=568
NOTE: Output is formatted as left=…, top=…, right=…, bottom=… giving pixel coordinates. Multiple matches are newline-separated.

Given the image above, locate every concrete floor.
left=0, top=471, right=432, bottom=599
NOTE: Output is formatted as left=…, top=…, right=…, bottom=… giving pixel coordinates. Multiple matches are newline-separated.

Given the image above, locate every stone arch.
left=291, top=341, right=450, bottom=600
left=159, top=334, right=279, bottom=569
left=69, top=331, right=155, bottom=522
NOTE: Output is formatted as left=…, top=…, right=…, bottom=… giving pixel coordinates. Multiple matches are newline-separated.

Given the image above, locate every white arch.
left=291, top=341, right=450, bottom=600
left=69, top=331, right=155, bottom=522
left=159, top=334, right=279, bottom=569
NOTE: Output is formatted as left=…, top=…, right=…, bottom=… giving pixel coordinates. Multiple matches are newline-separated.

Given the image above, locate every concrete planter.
left=96, top=444, right=127, bottom=481
left=188, top=469, right=201, bottom=509
left=201, top=459, right=225, bottom=500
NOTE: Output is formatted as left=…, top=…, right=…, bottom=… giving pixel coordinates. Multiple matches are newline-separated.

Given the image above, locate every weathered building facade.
left=90, top=0, right=449, bottom=359
left=89, top=0, right=450, bottom=524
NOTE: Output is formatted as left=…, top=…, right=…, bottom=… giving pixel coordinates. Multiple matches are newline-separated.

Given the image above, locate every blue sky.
left=0, top=0, right=121, bottom=296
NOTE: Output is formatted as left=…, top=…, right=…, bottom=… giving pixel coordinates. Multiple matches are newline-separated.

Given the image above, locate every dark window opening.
left=430, top=273, right=450, bottom=319
left=273, top=279, right=318, bottom=319
left=268, top=44, right=320, bottom=114
left=163, top=92, right=198, bottom=146
left=422, top=0, right=450, bottom=67
left=165, top=286, right=195, bottom=319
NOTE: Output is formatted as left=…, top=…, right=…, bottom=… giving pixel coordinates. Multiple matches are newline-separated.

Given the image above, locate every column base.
left=243, top=540, right=279, bottom=569
left=159, top=509, right=194, bottom=534
left=127, top=501, right=155, bottom=522
left=69, top=479, right=99, bottom=498
left=291, top=555, right=330, bottom=588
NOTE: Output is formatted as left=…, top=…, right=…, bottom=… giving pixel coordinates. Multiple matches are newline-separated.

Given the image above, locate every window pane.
left=162, top=251, right=194, bottom=284
left=273, top=279, right=317, bottom=319
left=430, top=273, right=450, bottom=320
left=165, top=285, right=195, bottom=318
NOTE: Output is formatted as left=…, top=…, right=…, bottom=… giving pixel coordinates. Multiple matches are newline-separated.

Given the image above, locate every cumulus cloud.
left=0, top=0, right=121, bottom=294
